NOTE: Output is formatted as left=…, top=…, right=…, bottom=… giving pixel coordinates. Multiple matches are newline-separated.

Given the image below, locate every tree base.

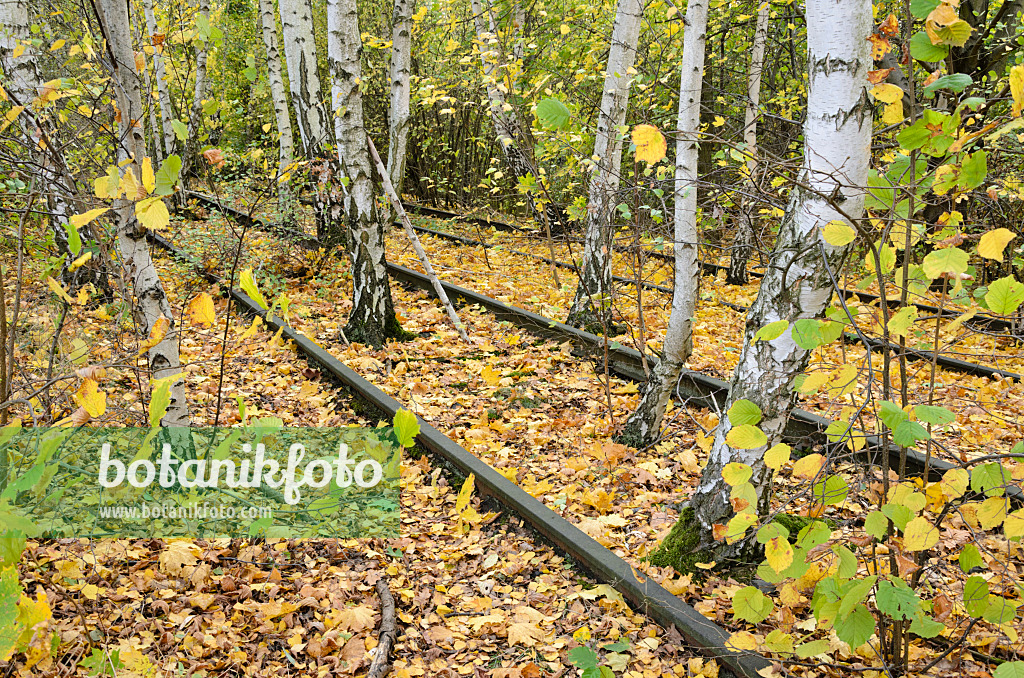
left=564, top=308, right=625, bottom=337
left=344, top=312, right=415, bottom=348
left=646, top=507, right=716, bottom=575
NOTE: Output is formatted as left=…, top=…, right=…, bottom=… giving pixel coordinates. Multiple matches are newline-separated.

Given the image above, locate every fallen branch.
left=368, top=578, right=396, bottom=678
left=367, top=136, right=471, bottom=343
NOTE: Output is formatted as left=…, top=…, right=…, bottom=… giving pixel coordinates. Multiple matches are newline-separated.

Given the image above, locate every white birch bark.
left=96, top=0, right=190, bottom=427
left=727, top=2, right=769, bottom=285
left=0, top=0, right=108, bottom=294
left=143, top=0, right=175, bottom=158
left=328, top=0, right=402, bottom=347
left=385, top=0, right=414, bottom=200
left=179, top=0, right=211, bottom=186
left=619, top=0, right=706, bottom=447
left=258, top=0, right=296, bottom=220
left=566, top=0, right=643, bottom=331
left=690, top=0, right=872, bottom=547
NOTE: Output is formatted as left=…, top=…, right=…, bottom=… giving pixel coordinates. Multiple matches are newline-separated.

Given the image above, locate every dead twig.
left=368, top=578, right=396, bottom=678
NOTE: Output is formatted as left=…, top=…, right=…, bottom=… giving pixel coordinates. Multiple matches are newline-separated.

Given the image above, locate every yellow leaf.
left=135, top=196, right=170, bottom=230
left=120, top=167, right=140, bottom=200
left=50, top=39, right=65, bottom=51
left=508, top=621, right=545, bottom=647
left=69, top=207, right=108, bottom=228
left=941, top=468, right=969, bottom=499
left=791, top=453, right=824, bottom=479
left=631, top=124, right=667, bottom=164
left=977, top=228, right=1016, bottom=262
left=73, top=378, right=106, bottom=417
left=12, top=43, right=25, bottom=59
left=139, top=316, right=170, bottom=354
left=797, top=371, right=830, bottom=394
left=725, top=424, right=767, bottom=450
left=81, top=584, right=99, bottom=600
left=69, top=252, right=93, bottom=272
left=560, top=24, right=570, bottom=34
left=722, top=462, right=753, bottom=486
left=725, top=631, right=758, bottom=652
left=46, top=276, right=75, bottom=304
left=455, top=473, right=475, bottom=513
left=903, top=516, right=939, bottom=551
left=187, top=292, right=216, bottom=327
left=882, top=100, right=904, bottom=125
left=978, top=496, right=1007, bottom=530
left=141, top=156, right=156, bottom=194
left=573, top=626, right=591, bottom=642
left=764, top=443, right=791, bottom=471
left=1011, top=65, right=1023, bottom=117
left=821, top=220, right=856, bottom=247
left=870, top=83, right=904, bottom=104
left=766, top=536, right=794, bottom=573
left=481, top=364, right=501, bottom=386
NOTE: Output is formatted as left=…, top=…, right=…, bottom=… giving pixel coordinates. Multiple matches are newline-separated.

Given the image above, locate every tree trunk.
left=689, top=0, right=872, bottom=553
left=0, top=0, right=109, bottom=297
left=565, top=0, right=643, bottom=332
left=385, top=0, right=414, bottom=209
left=178, top=0, right=210, bottom=189
left=470, top=0, right=567, bottom=233
left=618, top=0, right=707, bottom=447
left=328, top=0, right=404, bottom=347
left=279, top=0, right=345, bottom=244
left=258, top=0, right=297, bottom=221
left=727, top=2, right=769, bottom=286
left=143, top=0, right=176, bottom=159
left=96, top=0, right=190, bottom=427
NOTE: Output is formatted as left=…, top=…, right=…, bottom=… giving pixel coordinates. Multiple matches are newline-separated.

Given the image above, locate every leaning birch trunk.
left=565, top=0, right=643, bottom=332
left=328, top=0, right=404, bottom=347
left=368, top=137, right=469, bottom=342
left=0, top=0, right=108, bottom=296
left=727, top=2, right=769, bottom=286
left=618, top=0, right=707, bottom=448
left=688, top=0, right=872, bottom=553
left=179, top=0, right=211, bottom=188
left=258, top=0, right=297, bottom=222
left=470, top=0, right=566, bottom=233
left=280, top=0, right=345, bottom=244
left=95, top=0, right=191, bottom=427
left=143, top=0, right=175, bottom=158
left=385, top=0, right=414, bottom=212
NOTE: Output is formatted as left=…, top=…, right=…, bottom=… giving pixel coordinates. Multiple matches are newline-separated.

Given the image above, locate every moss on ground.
left=646, top=508, right=715, bottom=575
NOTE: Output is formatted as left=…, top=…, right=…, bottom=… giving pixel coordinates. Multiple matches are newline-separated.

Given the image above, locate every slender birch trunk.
left=96, top=0, right=191, bottom=427
left=279, top=0, right=345, bottom=244
left=385, top=0, right=414, bottom=207
left=471, top=0, right=566, bottom=233
left=328, top=0, right=405, bottom=347
left=143, top=0, right=176, bottom=158
left=258, top=0, right=296, bottom=221
left=179, top=0, right=210, bottom=187
left=565, top=0, right=643, bottom=332
left=0, top=0, right=109, bottom=296
left=727, top=2, right=769, bottom=286
left=689, top=0, right=872, bottom=552
left=618, top=0, right=706, bottom=447
left=143, top=57, right=163, bottom=162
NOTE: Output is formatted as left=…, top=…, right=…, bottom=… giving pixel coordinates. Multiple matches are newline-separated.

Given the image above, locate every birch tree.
left=385, top=0, right=414, bottom=206
left=178, top=0, right=211, bottom=187
left=143, top=0, right=176, bottom=159
left=688, top=0, right=872, bottom=553
left=95, top=0, right=191, bottom=427
left=471, top=0, right=566, bottom=233
left=618, top=0, right=707, bottom=447
left=0, top=0, right=108, bottom=295
left=565, top=0, right=644, bottom=332
left=726, top=1, right=769, bottom=286
left=328, top=0, right=404, bottom=346
left=258, top=0, right=297, bottom=220
left=279, top=0, right=345, bottom=244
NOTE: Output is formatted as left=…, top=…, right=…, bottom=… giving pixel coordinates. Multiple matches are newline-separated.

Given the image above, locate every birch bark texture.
left=727, top=3, right=769, bottom=285
left=328, top=0, right=403, bottom=347
left=143, top=0, right=175, bottom=159
left=689, top=0, right=872, bottom=546
left=95, top=0, right=191, bottom=427
left=386, top=0, right=414, bottom=200
left=0, top=0, right=107, bottom=295
left=618, top=0, right=707, bottom=447
left=258, top=0, right=297, bottom=219
left=179, top=0, right=211, bottom=186
left=566, top=0, right=643, bottom=332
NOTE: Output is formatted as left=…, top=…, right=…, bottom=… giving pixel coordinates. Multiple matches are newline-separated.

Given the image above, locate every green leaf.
left=795, top=639, right=829, bottom=658
left=0, top=536, right=25, bottom=568
left=836, top=604, right=875, bottom=648
left=755, top=319, right=788, bottom=342
left=725, top=425, right=767, bottom=450
left=170, top=119, right=188, bottom=142
left=722, top=463, right=753, bottom=487
left=795, top=520, right=831, bottom=550
left=910, top=610, right=945, bottom=638
left=878, top=400, right=909, bottom=429
left=922, top=247, right=969, bottom=280
left=728, top=400, right=763, bottom=426
left=972, top=462, right=1010, bottom=496
left=791, top=319, right=825, bottom=350
left=834, top=544, right=858, bottom=578
left=876, top=578, right=921, bottom=621
left=959, top=544, right=984, bottom=572
left=924, top=73, right=973, bottom=94
left=886, top=306, right=918, bottom=338
left=994, top=662, right=1024, bottom=678
left=910, top=0, right=939, bottom=18
left=239, top=268, right=269, bottom=310
left=913, top=405, right=955, bottom=426
left=893, top=420, right=930, bottom=447
left=881, top=502, right=912, bottom=531
left=535, top=98, right=571, bottom=130
left=64, top=220, right=82, bottom=256
left=985, top=275, right=1024, bottom=315
left=812, top=475, right=849, bottom=506
left=0, top=566, right=22, bottom=660
left=959, top=151, right=987, bottom=190
left=154, top=154, right=182, bottom=196
left=568, top=646, right=599, bottom=670
left=864, top=511, right=889, bottom=540
left=910, top=31, right=949, bottom=61
left=964, top=576, right=989, bottom=617
left=733, top=586, right=773, bottom=624
left=837, top=575, right=878, bottom=621
left=757, top=522, right=790, bottom=544
left=983, top=595, right=1017, bottom=624
left=393, top=409, right=420, bottom=448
